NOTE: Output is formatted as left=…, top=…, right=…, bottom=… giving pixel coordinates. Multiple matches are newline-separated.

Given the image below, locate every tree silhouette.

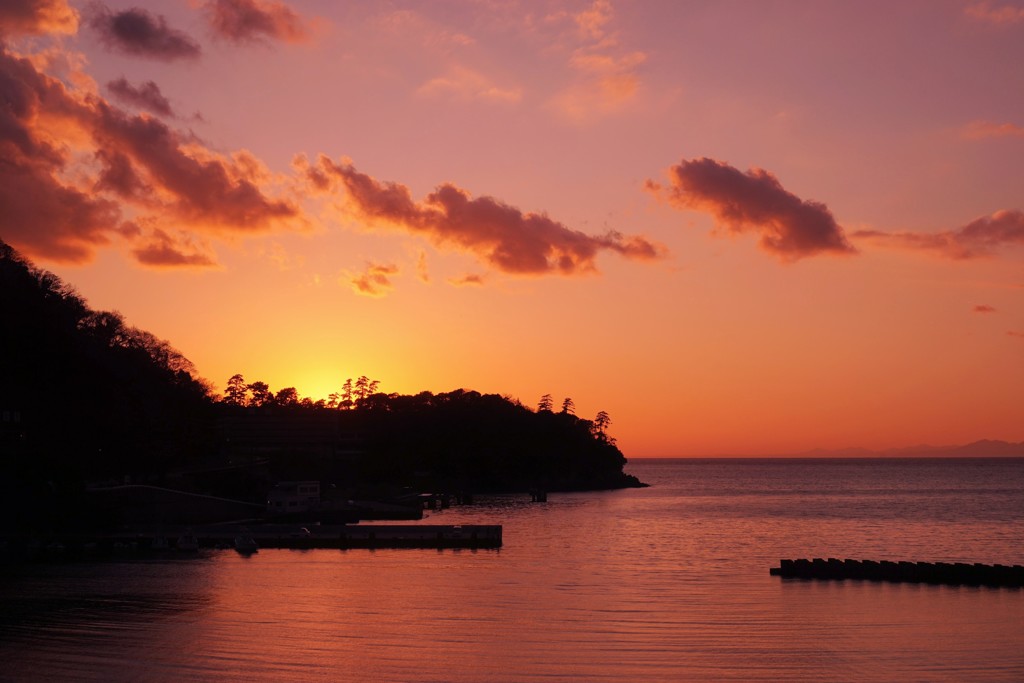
left=560, top=397, right=575, bottom=415
left=340, top=378, right=354, bottom=410
left=352, top=376, right=381, bottom=407
left=77, top=310, right=130, bottom=349
left=538, top=394, right=553, bottom=412
left=275, top=387, right=299, bottom=406
left=248, top=381, right=272, bottom=407
left=224, top=373, right=248, bottom=406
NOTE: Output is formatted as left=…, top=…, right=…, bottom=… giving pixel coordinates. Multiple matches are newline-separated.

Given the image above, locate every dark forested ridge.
left=0, top=241, right=216, bottom=476
left=1, top=241, right=218, bottom=530
left=1, top=240, right=643, bottom=530
left=215, top=386, right=642, bottom=498
left=342, top=388, right=635, bottom=493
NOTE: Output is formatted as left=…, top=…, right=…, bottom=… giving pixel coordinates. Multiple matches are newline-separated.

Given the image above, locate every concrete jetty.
left=1, top=523, right=503, bottom=560
left=770, top=558, right=1024, bottom=587
left=155, top=522, right=503, bottom=550
left=333, top=524, right=501, bottom=549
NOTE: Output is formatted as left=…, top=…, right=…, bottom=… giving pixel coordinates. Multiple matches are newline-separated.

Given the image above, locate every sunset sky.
left=2, top=0, right=1022, bottom=456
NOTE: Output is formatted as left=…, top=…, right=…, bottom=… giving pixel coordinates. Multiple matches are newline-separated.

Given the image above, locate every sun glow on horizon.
left=3, top=0, right=1023, bottom=456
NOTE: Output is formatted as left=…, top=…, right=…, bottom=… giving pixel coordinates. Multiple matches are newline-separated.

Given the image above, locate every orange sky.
left=2, top=0, right=1023, bottom=456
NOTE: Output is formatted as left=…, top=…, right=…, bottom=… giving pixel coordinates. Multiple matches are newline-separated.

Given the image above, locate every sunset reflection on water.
left=1, top=459, right=1022, bottom=681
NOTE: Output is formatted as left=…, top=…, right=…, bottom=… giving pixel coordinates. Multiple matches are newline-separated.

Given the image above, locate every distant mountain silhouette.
left=795, top=440, right=1024, bottom=458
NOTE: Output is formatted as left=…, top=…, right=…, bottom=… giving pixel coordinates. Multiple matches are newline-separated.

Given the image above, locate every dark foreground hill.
left=0, top=242, right=215, bottom=478
left=1, top=240, right=643, bottom=532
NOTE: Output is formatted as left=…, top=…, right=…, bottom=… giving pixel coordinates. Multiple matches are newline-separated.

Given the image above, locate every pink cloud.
left=87, top=5, right=201, bottom=61
left=0, top=0, right=78, bottom=36
left=89, top=103, right=300, bottom=229
left=649, top=157, right=856, bottom=261
left=204, top=0, right=310, bottom=44
left=107, top=77, right=174, bottom=117
left=853, top=210, right=1024, bottom=259
left=0, top=43, right=301, bottom=267
left=308, top=156, right=665, bottom=276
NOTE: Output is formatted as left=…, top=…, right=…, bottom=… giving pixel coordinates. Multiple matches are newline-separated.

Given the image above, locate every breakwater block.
left=770, top=558, right=1024, bottom=587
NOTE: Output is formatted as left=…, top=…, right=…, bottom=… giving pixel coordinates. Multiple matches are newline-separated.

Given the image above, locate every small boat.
left=234, top=529, right=258, bottom=554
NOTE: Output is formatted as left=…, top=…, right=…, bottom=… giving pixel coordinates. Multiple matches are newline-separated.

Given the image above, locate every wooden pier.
left=770, top=558, right=1024, bottom=587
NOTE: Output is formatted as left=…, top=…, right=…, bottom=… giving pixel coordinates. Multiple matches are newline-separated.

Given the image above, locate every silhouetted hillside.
left=341, top=389, right=640, bottom=492
left=1, top=241, right=220, bottom=531
left=2, top=240, right=642, bottom=531
left=211, top=389, right=643, bottom=501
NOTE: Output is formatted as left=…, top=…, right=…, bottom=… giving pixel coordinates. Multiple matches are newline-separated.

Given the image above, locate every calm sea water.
left=1, top=458, right=1022, bottom=681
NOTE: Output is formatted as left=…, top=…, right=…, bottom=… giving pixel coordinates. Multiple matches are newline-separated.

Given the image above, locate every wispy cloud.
left=305, top=156, right=665, bottom=277
left=256, top=241, right=304, bottom=271
left=575, top=0, right=614, bottom=39
left=418, top=65, right=522, bottom=103
left=348, top=262, right=399, bottom=297
left=204, top=0, right=311, bottom=45
left=973, top=304, right=997, bottom=313
left=106, top=77, right=175, bottom=117
left=87, top=4, right=201, bottom=61
left=648, top=157, right=856, bottom=261
left=965, top=1, right=1024, bottom=24
left=416, top=251, right=430, bottom=283
left=551, top=0, right=646, bottom=122
left=961, top=120, right=1024, bottom=139
left=449, top=273, right=484, bottom=286
left=853, top=210, right=1024, bottom=259
left=372, top=9, right=475, bottom=52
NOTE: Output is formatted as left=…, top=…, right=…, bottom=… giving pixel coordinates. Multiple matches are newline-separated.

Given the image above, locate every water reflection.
left=0, top=460, right=1021, bottom=681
